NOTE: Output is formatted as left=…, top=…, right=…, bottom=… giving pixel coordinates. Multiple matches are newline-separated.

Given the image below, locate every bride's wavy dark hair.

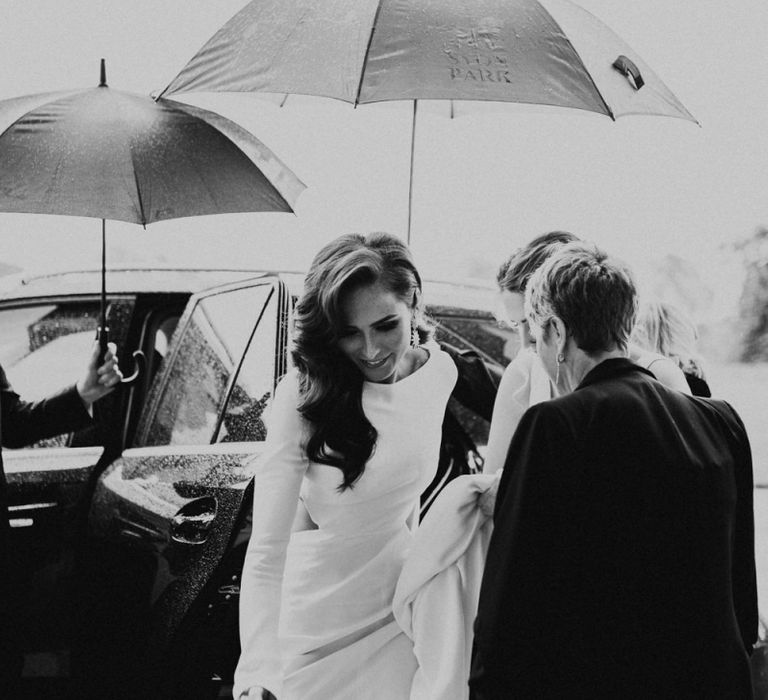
left=292, top=232, right=433, bottom=490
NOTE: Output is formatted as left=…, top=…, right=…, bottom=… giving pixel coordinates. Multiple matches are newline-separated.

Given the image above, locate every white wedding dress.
left=234, top=343, right=457, bottom=700
left=393, top=347, right=552, bottom=700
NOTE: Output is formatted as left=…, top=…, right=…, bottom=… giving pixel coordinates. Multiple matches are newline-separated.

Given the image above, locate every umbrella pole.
left=406, top=100, right=418, bottom=246
left=99, top=219, right=143, bottom=385
left=99, top=218, right=108, bottom=358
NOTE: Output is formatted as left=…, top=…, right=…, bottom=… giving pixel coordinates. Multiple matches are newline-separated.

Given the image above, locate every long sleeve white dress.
left=234, top=343, right=457, bottom=700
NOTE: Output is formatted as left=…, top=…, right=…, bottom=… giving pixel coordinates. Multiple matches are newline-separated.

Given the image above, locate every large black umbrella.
left=0, top=60, right=305, bottom=373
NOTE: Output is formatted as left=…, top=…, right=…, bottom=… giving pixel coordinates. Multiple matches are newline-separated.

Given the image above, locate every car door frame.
left=81, top=275, right=290, bottom=696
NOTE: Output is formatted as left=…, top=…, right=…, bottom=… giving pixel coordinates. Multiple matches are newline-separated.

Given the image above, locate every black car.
left=0, top=267, right=516, bottom=699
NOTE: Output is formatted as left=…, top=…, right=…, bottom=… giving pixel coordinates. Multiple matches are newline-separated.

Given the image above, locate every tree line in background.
left=650, top=226, right=768, bottom=364
left=734, top=227, right=768, bottom=363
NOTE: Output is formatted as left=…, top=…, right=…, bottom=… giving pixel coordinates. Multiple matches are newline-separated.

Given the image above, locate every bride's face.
left=337, top=281, right=413, bottom=384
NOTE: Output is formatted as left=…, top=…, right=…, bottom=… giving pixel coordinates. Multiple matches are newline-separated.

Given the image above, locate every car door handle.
left=170, top=496, right=218, bottom=545
left=8, top=501, right=57, bottom=528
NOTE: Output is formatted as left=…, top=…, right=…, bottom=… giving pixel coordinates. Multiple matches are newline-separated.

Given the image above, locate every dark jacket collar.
left=576, top=357, right=655, bottom=391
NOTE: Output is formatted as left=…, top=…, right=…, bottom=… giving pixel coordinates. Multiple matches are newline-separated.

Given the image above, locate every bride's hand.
left=478, top=471, right=501, bottom=517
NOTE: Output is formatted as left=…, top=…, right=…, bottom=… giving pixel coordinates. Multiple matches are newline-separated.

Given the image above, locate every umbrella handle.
left=612, top=55, right=644, bottom=90
left=120, top=349, right=146, bottom=385
left=95, top=326, right=145, bottom=385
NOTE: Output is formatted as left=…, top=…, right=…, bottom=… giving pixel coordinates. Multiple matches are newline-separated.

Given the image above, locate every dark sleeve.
left=722, top=401, right=758, bottom=653
left=685, top=372, right=711, bottom=397
left=471, top=402, right=577, bottom=692
left=1, top=365, right=92, bottom=449
left=440, top=342, right=501, bottom=421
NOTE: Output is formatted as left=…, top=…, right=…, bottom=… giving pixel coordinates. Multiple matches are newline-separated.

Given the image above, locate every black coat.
left=470, top=358, right=757, bottom=700
left=0, top=364, right=92, bottom=541
left=0, top=364, right=92, bottom=692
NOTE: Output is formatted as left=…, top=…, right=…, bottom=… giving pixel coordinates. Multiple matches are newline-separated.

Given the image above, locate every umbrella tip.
left=99, top=58, right=108, bottom=87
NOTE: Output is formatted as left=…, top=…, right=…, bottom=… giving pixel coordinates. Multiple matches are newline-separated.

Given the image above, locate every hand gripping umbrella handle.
left=95, top=325, right=146, bottom=386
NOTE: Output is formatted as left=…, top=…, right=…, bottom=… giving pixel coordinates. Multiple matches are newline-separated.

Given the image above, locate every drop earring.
left=411, top=324, right=420, bottom=348
left=555, top=352, right=565, bottom=386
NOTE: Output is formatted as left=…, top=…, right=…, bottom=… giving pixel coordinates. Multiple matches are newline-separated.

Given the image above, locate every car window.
left=0, top=300, right=132, bottom=448
left=145, top=313, right=181, bottom=384
left=142, top=284, right=274, bottom=447
left=433, top=312, right=518, bottom=457
left=154, top=315, right=179, bottom=360
left=215, top=289, right=278, bottom=443
left=433, top=313, right=518, bottom=368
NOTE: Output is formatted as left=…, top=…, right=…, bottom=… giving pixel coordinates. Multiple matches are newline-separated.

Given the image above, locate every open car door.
left=83, top=276, right=290, bottom=699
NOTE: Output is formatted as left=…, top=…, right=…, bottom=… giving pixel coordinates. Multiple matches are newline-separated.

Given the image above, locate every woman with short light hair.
left=524, top=241, right=638, bottom=390
left=471, top=241, right=757, bottom=698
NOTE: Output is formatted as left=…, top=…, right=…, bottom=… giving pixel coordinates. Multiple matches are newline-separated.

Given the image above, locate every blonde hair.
left=632, top=300, right=705, bottom=378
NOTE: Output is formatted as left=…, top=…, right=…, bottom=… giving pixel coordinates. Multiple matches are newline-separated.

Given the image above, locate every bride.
left=234, top=232, right=458, bottom=700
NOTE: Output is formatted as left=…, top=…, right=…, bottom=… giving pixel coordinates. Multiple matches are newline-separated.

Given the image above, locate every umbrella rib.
left=130, top=153, right=148, bottom=226
left=353, top=0, right=385, bottom=106
left=536, top=3, right=615, bottom=120
left=573, top=46, right=616, bottom=121
left=406, top=100, right=417, bottom=245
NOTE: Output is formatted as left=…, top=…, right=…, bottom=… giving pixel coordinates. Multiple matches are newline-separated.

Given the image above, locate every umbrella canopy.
left=159, top=0, right=696, bottom=241
left=161, top=0, right=695, bottom=121
left=0, top=67, right=304, bottom=224
left=0, top=60, right=305, bottom=367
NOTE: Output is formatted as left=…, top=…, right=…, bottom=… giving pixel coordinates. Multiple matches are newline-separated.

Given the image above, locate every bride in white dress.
left=234, top=232, right=458, bottom=700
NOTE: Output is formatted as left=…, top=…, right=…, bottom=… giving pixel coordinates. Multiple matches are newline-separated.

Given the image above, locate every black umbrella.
left=0, top=60, right=305, bottom=375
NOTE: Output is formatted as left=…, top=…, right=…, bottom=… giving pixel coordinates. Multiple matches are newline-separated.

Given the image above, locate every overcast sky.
left=1, top=0, right=767, bottom=318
